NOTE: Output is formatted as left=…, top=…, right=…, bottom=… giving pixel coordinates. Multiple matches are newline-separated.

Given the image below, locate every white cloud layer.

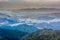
left=9, top=18, right=60, bottom=27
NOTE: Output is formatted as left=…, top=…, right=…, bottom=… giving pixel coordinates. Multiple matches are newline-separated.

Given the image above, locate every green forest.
left=23, top=30, right=60, bottom=40
left=0, top=28, right=60, bottom=40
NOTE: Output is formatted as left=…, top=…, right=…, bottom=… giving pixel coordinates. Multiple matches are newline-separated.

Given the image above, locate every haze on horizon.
left=0, top=0, right=60, bottom=9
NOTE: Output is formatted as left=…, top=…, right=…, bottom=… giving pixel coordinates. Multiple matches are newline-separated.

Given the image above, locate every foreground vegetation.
left=23, top=29, right=60, bottom=40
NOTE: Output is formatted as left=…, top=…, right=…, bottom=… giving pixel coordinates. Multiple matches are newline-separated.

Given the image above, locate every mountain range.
left=0, top=12, right=60, bottom=30
left=0, top=11, right=60, bottom=40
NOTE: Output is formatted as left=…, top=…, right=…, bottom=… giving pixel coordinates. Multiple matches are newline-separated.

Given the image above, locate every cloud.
left=0, top=0, right=60, bottom=8
left=21, top=0, right=60, bottom=3
left=0, top=0, right=9, bottom=2
left=16, top=0, right=60, bottom=8
left=9, top=18, right=60, bottom=27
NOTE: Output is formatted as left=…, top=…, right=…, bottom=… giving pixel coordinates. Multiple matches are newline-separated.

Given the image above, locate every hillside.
left=23, top=29, right=60, bottom=40
left=0, top=28, right=28, bottom=40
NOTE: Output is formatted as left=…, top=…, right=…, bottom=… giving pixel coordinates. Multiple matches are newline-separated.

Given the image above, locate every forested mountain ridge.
left=23, top=29, right=60, bottom=40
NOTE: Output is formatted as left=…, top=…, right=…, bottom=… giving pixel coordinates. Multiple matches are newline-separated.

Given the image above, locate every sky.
left=0, top=0, right=60, bottom=9
left=0, top=0, right=59, bottom=3
left=0, top=0, right=8, bottom=2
